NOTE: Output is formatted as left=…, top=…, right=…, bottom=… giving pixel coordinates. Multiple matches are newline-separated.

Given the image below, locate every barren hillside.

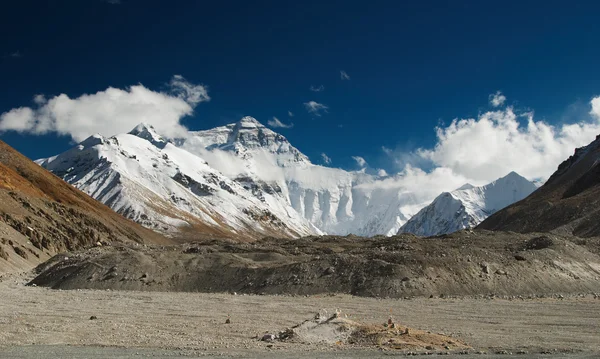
left=0, top=140, right=172, bottom=273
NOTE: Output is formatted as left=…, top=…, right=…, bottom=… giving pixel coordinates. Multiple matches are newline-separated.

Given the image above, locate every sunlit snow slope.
left=399, top=172, right=537, bottom=236
left=36, top=123, right=319, bottom=240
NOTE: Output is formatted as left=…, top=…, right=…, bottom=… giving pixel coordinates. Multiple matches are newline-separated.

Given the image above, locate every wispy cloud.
left=321, top=153, right=332, bottom=165
left=3, top=50, right=23, bottom=59
left=310, top=85, right=324, bottom=92
left=489, top=91, right=506, bottom=107
left=304, top=101, right=328, bottom=116
left=352, top=156, right=367, bottom=167
left=0, top=75, right=209, bottom=141
left=104, top=0, right=121, bottom=4
left=340, top=70, right=350, bottom=80
left=288, top=111, right=294, bottom=117
left=267, top=116, right=293, bottom=129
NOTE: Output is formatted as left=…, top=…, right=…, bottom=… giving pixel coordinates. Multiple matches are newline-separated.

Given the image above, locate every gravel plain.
left=1, top=273, right=600, bottom=358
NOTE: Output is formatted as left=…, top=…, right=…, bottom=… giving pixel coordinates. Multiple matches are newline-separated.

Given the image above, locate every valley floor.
left=1, top=273, right=599, bottom=357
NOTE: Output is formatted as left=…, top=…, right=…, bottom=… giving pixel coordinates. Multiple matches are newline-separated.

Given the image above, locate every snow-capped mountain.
left=178, top=117, right=423, bottom=236
left=36, top=123, right=320, bottom=240
left=398, top=172, right=538, bottom=237
left=37, top=117, right=536, bottom=239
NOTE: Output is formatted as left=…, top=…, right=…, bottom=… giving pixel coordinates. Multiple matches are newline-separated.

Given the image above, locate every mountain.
left=178, top=117, right=424, bottom=236
left=479, top=134, right=600, bottom=237
left=36, top=117, right=429, bottom=238
left=399, top=172, right=537, bottom=236
left=0, top=139, right=169, bottom=273
left=36, top=123, right=320, bottom=240
left=41, top=117, right=540, bottom=239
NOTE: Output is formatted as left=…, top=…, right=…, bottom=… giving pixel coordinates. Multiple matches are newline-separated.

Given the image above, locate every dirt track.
left=1, top=274, right=600, bottom=356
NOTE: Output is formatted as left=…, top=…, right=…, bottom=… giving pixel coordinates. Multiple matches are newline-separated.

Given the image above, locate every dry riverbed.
left=1, top=273, right=599, bottom=357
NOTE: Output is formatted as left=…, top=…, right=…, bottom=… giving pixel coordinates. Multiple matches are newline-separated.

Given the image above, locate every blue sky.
left=1, top=0, right=600, bottom=176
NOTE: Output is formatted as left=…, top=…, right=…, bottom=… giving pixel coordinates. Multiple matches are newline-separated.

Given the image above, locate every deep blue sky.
left=1, top=0, right=600, bottom=171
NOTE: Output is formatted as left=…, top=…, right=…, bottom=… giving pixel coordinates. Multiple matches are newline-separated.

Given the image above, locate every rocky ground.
left=30, top=230, right=600, bottom=298
left=1, top=272, right=600, bottom=357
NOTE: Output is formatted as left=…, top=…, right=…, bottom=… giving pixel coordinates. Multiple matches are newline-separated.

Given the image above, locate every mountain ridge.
left=36, top=117, right=536, bottom=238
left=399, top=172, right=537, bottom=237
left=478, top=134, right=600, bottom=237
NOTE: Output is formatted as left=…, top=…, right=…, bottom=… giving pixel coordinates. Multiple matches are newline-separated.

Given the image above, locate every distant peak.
left=500, top=171, right=528, bottom=181
left=79, top=134, right=105, bottom=147
left=128, top=123, right=167, bottom=148
left=456, top=183, right=475, bottom=191
left=129, top=122, right=157, bottom=135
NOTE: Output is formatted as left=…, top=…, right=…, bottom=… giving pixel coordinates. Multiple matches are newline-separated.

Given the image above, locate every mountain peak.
left=128, top=123, right=168, bottom=148
left=236, top=116, right=265, bottom=128
left=456, top=183, right=475, bottom=191
left=494, top=171, right=530, bottom=185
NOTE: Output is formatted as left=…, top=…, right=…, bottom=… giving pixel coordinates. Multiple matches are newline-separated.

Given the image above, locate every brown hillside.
left=479, top=134, right=600, bottom=237
left=0, top=140, right=172, bottom=274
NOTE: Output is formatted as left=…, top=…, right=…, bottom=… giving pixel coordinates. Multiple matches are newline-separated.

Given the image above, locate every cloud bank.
left=0, top=75, right=209, bottom=141
left=359, top=95, right=600, bottom=210
left=417, top=105, right=600, bottom=183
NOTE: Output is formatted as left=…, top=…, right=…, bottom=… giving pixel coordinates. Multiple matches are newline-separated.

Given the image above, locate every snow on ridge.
left=37, top=119, right=539, bottom=239
left=399, top=171, right=537, bottom=237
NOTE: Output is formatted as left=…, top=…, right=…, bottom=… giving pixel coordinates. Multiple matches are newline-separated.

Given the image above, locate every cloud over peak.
left=0, top=75, right=208, bottom=141
left=321, top=153, right=332, bottom=165
left=267, top=117, right=293, bottom=129
left=416, top=102, right=600, bottom=183
left=304, top=101, right=328, bottom=116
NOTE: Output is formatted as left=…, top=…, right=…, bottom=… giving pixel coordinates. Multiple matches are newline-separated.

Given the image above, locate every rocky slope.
left=400, top=172, right=537, bottom=236
left=30, top=231, right=600, bottom=298
left=479, top=134, right=600, bottom=237
left=0, top=140, right=170, bottom=274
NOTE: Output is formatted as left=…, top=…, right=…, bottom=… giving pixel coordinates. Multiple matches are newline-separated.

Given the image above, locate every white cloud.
left=310, top=85, right=324, bottom=92
left=33, top=94, right=46, bottom=105
left=377, top=169, right=388, bottom=177
left=267, top=117, right=293, bottom=129
left=352, top=156, right=367, bottom=167
left=489, top=91, right=506, bottom=107
left=591, top=97, right=600, bottom=119
left=304, top=101, right=328, bottom=116
left=354, top=96, right=600, bottom=215
left=321, top=153, right=332, bottom=165
left=288, top=111, right=294, bottom=117
left=416, top=103, right=600, bottom=183
left=0, top=75, right=209, bottom=142
left=340, top=70, right=350, bottom=80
